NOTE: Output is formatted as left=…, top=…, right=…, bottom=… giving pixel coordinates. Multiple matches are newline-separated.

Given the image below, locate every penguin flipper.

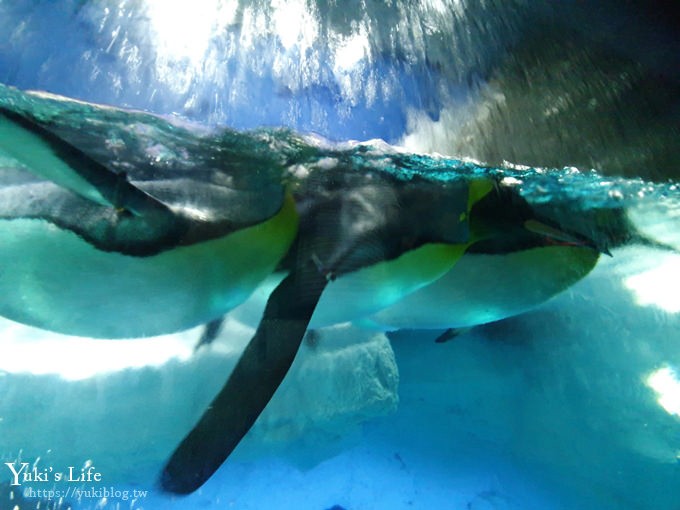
left=0, top=107, right=170, bottom=217
left=160, top=265, right=327, bottom=494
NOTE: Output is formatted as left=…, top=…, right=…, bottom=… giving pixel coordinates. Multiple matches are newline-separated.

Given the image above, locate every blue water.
left=0, top=1, right=679, bottom=509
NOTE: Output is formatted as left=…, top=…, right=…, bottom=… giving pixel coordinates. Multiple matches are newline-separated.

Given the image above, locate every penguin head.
left=466, top=180, right=613, bottom=256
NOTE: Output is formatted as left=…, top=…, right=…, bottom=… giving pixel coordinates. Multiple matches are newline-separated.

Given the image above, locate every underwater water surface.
left=0, top=1, right=679, bottom=510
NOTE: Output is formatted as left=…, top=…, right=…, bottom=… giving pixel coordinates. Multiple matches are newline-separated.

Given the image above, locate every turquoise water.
left=0, top=1, right=679, bottom=509
left=0, top=79, right=679, bottom=510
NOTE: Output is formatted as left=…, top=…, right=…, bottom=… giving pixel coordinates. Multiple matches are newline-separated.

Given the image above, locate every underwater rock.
left=0, top=318, right=397, bottom=486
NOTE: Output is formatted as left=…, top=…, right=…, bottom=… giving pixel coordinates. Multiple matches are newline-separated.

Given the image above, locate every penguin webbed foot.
left=193, top=318, right=225, bottom=352
left=434, top=327, right=471, bottom=343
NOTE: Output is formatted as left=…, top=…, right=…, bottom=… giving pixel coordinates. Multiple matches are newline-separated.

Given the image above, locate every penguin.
left=365, top=185, right=607, bottom=331
left=367, top=242, right=598, bottom=332
left=159, top=173, right=623, bottom=494
left=160, top=164, right=478, bottom=493
left=0, top=100, right=299, bottom=338
left=227, top=179, right=607, bottom=334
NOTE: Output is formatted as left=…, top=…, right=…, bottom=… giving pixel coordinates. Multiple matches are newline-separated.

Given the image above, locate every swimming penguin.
left=0, top=94, right=298, bottom=338
left=227, top=179, right=607, bottom=334
left=364, top=184, right=608, bottom=331
left=160, top=164, right=478, bottom=493
left=159, top=164, right=613, bottom=492
left=159, top=171, right=631, bottom=494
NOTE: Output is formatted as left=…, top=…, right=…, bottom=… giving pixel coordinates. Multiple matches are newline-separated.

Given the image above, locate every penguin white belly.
left=308, top=243, right=467, bottom=329
left=230, top=243, right=468, bottom=330
left=0, top=198, right=297, bottom=338
left=367, top=246, right=599, bottom=330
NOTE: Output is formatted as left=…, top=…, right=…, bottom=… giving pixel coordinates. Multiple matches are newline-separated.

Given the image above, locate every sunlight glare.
left=624, top=255, right=680, bottom=314
left=646, top=366, right=680, bottom=417
left=334, top=29, right=370, bottom=72
left=0, top=317, right=194, bottom=381
left=271, top=0, right=319, bottom=51
left=144, top=0, right=237, bottom=92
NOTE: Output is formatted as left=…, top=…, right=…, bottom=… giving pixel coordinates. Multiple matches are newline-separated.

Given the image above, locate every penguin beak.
left=523, top=219, right=610, bottom=255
